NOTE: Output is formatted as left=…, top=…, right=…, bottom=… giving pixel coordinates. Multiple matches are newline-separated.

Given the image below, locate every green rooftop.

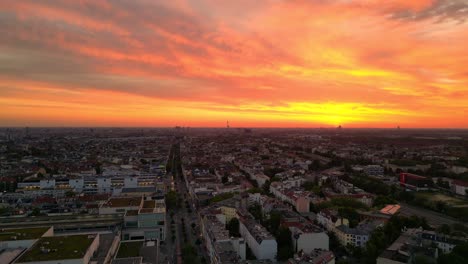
left=0, top=227, right=50, bottom=241
left=17, top=234, right=96, bottom=262
left=116, top=241, right=143, bottom=258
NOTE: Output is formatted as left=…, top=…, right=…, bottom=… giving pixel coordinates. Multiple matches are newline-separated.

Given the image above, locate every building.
left=200, top=209, right=245, bottom=264
left=334, top=221, right=383, bottom=247
left=281, top=214, right=329, bottom=254
left=316, top=209, right=349, bottom=232
left=238, top=215, right=277, bottom=260
left=288, top=249, right=335, bottom=264
left=16, top=175, right=163, bottom=197
left=377, top=228, right=466, bottom=264
left=100, top=196, right=166, bottom=241
left=270, top=182, right=311, bottom=213
left=0, top=227, right=54, bottom=251
left=15, top=234, right=100, bottom=264
left=451, top=180, right=468, bottom=196
left=364, top=165, right=384, bottom=177
left=399, top=173, right=433, bottom=191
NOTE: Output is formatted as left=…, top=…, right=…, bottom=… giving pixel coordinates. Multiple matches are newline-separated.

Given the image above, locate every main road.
left=164, top=141, right=207, bottom=264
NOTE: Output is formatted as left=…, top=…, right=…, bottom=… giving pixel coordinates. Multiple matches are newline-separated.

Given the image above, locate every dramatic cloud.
left=0, top=0, right=467, bottom=127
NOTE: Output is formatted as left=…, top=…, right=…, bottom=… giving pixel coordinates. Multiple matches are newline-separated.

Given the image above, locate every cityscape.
left=0, top=128, right=467, bottom=264
left=1, top=1, right=468, bottom=264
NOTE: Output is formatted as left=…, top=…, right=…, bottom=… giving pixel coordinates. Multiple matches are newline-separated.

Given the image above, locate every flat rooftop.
left=116, top=241, right=143, bottom=259
left=125, top=210, right=139, bottom=216
left=103, top=197, right=142, bottom=208
left=139, top=199, right=166, bottom=214
left=112, top=257, right=143, bottom=264
left=142, top=200, right=156, bottom=209
left=0, top=227, right=49, bottom=241
left=16, top=234, right=97, bottom=262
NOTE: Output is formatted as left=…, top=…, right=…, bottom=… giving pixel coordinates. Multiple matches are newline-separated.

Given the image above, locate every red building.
left=399, top=173, right=433, bottom=191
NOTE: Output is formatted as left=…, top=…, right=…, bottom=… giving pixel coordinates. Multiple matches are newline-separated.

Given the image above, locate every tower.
left=227, top=120, right=230, bottom=129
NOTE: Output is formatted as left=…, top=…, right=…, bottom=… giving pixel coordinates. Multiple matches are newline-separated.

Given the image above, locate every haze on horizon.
left=1, top=0, right=468, bottom=128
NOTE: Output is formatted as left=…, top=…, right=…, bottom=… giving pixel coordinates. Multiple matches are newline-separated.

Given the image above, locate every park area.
left=414, top=192, right=467, bottom=207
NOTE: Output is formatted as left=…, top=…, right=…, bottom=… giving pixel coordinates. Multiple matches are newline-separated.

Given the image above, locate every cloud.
left=0, top=0, right=467, bottom=127
left=391, top=0, right=468, bottom=23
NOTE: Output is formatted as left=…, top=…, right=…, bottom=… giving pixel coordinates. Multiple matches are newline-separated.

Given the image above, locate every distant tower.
left=337, top=125, right=342, bottom=129
left=397, top=125, right=401, bottom=130
left=227, top=120, right=230, bottom=129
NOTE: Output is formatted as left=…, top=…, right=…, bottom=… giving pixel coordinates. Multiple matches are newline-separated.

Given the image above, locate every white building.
left=239, top=216, right=277, bottom=260
left=452, top=180, right=468, bottom=196
left=200, top=210, right=245, bottom=264
left=316, top=209, right=349, bottom=232
left=364, top=165, right=384, bottom=177
left=289, top=224, right=329, bottom=254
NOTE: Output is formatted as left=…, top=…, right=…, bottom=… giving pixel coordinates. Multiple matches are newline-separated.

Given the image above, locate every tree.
left=309, top=160, right=321, bottom=171
left=222, top=174, right=229, bottom=184
left=30, top=208, right=41, bottom=216
left=182, top=245, right=200, bottom=264
left=226, top=218, right=240, bottom=237
left=165, top=190, right=179, bottom=210
left=267, top=211, right=282, bottom=235
left=262, top=180, right=271, bottom=195
left=248, top=204, right=263, bottom=222
left=277, top=226, right=294, bottom=260
left=95, top=163, right=102, bottom=175
left=438, top=241, right=468, bottom=264
left=413, top=255, right=434, bottom=264
left=373, top=195, right=397, bottom=208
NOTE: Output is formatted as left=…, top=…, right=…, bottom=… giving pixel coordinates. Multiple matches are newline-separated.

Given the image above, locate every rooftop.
left=103, top=197, right=142, bottom=208
left=17, top=234, right=97, bottom=262
left=0, top=227, right=50, bottom=241
left=125, top=210, right=139, bottom=216
left=380, top=204, right=401, bottom=215
left=116, top=241, right=143, bottom=259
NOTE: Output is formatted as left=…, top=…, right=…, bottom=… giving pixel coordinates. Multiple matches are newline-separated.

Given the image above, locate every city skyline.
left=1, top=0, right=468, bottom=127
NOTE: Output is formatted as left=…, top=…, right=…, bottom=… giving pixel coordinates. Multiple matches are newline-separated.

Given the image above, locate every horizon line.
left=1, top=126, right=468, bottom=130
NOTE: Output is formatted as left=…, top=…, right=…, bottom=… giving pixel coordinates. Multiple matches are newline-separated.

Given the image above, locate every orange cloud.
left=0, top=0, right=467, bottom=127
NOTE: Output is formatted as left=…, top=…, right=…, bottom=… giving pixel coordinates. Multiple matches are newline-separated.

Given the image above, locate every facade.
left=316, top=209, right=349, bottom=232
left=270, top=182, right=311, bottom=213
left=16, top=175, right=162, bottom=197
left=239, top=216, right=277, bottom=260
left=334, top=221, right=382, bottom=247
left=399, top=173, right=433, bottom=191
left=364, top=165, right=384, bottom=177
left=377, top=228, right=466, bottom=264
left=452, top=180, right=468, bottom=196
left=289, top=224, right=329, bottom=254
left=100, top=196, right=166, bottom=241
left=288, top=249, right=335, bottom=264
left=200, top=210, right=246, bottom=264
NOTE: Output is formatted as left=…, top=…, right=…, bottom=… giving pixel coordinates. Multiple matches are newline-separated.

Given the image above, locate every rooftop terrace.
left=0, top=227, right=49, bottom=241
left=103, top=197, right=142, bottom=208
left=17, top=234, right=97, bottom=262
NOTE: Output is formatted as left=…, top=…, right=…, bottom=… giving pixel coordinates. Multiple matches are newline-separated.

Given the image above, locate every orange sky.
left=1, top=0, right=467, bottom=128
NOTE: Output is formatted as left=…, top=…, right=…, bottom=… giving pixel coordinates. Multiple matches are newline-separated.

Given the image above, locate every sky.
left=1, top=0, right=467, bottom=128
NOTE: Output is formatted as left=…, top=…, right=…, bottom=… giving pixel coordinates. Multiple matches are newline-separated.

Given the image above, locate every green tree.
left=267, top=211, right=282, bottom=235
left=226, top=218, right=240, bottom=237
left=222, top=175, right=229, bottom=184
left=248, top=204, right=263, bottom=222
left=262, top=180, right=271, bottom=195
left=438, top=241, right=468, bottom=264
left=165, top=190, right=179, bottom=210
left=277, top=226, right=294, bottom=260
